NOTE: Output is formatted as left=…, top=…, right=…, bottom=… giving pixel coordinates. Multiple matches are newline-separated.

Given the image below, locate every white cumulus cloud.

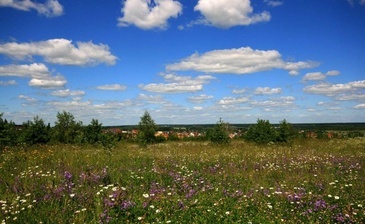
left=218, top=96, right=249, bottom=105
left=194, top=0, right=270, bottom=28
left=0, top=63, right=66, bottom=89
left=167, top=47, right=318, bottom=75
left=302, top=70, right=340, bottom=81
left=250, top=96, right=296, bottom=108
left=303, top=80, right=365, bottom=96
left=0, top=0, right=63, bottom=17
left=255, top=87, right=281, bottom=95
left=302, top=72, right=326, bottom=81
left=118, top=0, right=182, bottom=29
left=0, top=39, right=117, bottom=66
left=326, top=70, right=340, bottom=76
left=188, top=94, right=214, bottom=103
left=95, top=84, right=127, bottom=91
left=139, top=73, right=215, bottom=93
left=18, top=94, right=37, bottom=102
left=29, top=75, right=66, bottom=89
left=51, top=89, right=85, bottom=97
left=354, top=104, right=365, bottom=109
left=0, top=63, right=50, bottom=78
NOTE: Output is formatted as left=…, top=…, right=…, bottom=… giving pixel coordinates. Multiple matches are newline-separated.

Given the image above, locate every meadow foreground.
left=1, top=139, right=364, bottom=223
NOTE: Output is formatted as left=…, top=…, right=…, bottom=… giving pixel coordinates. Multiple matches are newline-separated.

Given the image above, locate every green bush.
left=99, top=132, right=117, bottom=150
left=85, top=119, right=103, bottom=144
left=207, top=118, right=231, bottom=145
left=244, top=119, right=276, bottom=144
left=22, top=116, right=51, bottom=145
left=276, top=119, right=297, bottom=143
left=0, top=113, right=18, bottom=148
left=52, top=111, right=83, bottom=144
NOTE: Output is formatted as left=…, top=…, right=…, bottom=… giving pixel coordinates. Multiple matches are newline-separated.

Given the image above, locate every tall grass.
left=1, top=138, right=364, bottom=223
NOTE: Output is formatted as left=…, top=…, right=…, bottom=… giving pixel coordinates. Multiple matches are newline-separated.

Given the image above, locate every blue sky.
left=0, top=0, right=365, bottom=125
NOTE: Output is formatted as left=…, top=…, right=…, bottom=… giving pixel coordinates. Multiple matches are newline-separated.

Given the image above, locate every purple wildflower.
left=64, top=171, right=72, bottom=180
left=314, top=199, right=327, bottom=211
left=185, top=189, right=196, bottom=199
left=120, top=200, right=135, bottom=210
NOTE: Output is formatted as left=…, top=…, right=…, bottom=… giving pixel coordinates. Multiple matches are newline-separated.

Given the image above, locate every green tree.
left=0, top=113, right=18, bottom=148
left=52, top=111, right=83, bottom=143
left=85, top=118, right=102, bottom=144
left=207, top=118, right=231, bottom=144
left=137, top=110, right=157, bottom=145
left=276, top=119, right=297, bottom=143
left=22, top=116, right=50, bottom=145
left=244, top=119, right=276, bottom=144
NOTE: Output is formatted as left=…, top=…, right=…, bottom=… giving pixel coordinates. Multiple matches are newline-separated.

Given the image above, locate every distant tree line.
left=0, top=111, right=118, bottom=149
left=1, top=111, right=364, bottom=149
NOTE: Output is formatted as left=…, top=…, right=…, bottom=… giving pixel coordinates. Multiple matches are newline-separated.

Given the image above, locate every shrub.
left=0, top=113, right=18, bottom=148
left=52, top=111, right=83, bottom=144
left=99, top=132, right=117, bottom=150
left=22, top=116, right=51, bottom=145
left=85, top=119, right=103, bottom=144
left=244, top=119, right=276, bottom=144
left=276, top=119, right=297, bottom=143
left=207, top=118, right=231, bottom=145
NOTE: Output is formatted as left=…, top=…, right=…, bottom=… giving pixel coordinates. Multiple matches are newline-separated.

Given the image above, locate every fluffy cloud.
left=18, top=94, right=37, bottom=102
left=326, top=70, right=340, bottom=76
left=194, top=0, right=270, bottom=28
left=51, top=89, right=85, bottom=97
left=302, top=70, right=340, bottom=81
left=354, top=104, right=365, bottom=109
left=304, top=83, right=352, bottom=96
left=28, top=75, right=66, bottom=89
left=0, top=39, right=117, bottom=66
left=250, top=96, right=296, bottom=108
left=139, top=83, right=203, bottom=93
left=302, top=72, right=326, bottom=81
left=349, top=80, right=365, bottom=88
left=118, top=0, right=182, bottom=29
left=284, top=61, right=320, bottom=75
left=218, top=96, right=249, bottom=105
left=0, top=63, right=66, bottom=89
left=188, top=94, right=214, bottom=103
left=304, top=80, right=365, bottom=96
left=95, top=84, right=127, bottom=91
left=337, top=94, right=365, bottom=101
left=167, top=47, right=318, bottom=75
left=136, top=94, right=166, bottom=104
left=0, top=0, right=63, bottom=17
left=0, top=63, right=50, bottom=78
left=307, top=81, right=365, bottom=110
left=48, top=100, right=92, bottom=109
left=255, top=87, right=281, bottom=95
left=139, top=73, right=215, bottom=93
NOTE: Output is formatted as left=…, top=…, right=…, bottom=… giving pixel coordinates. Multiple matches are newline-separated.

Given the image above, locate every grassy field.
left=1, top=138, right=365, bottom=223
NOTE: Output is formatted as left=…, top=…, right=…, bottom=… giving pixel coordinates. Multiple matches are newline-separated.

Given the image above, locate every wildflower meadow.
left=1, top=138, right=364, bottom=223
